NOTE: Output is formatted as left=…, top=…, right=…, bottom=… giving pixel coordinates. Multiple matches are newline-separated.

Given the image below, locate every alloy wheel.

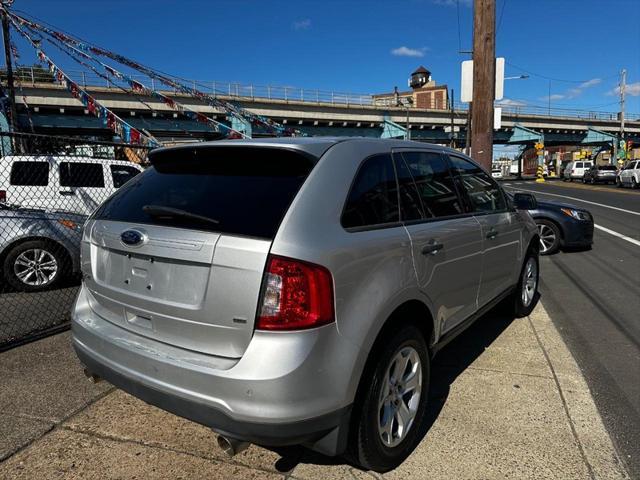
left=377, top=346, right=422, bottom=448
left=13, top=248, right=59, bottom=286
left=521, top=257, right=538, bottom=308
left=537, top=224, right=556, bottom=254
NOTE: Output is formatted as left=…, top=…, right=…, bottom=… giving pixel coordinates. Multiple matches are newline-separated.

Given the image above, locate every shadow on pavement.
left=0, top=275, right=81, bottom=350
left=268, top=301, right=521, bottom=473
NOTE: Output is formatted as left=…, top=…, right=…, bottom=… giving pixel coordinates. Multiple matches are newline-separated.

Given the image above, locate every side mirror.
left=513, top=192, right=537, bottom=210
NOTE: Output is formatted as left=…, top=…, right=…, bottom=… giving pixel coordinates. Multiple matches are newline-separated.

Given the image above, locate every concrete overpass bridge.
left=10, top=70, right=640, bottom=145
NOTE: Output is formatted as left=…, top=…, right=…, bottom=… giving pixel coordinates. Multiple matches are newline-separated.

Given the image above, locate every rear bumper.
left=74, top=344, right=350, bottom=449
left=71, top=285, right=354, bottom=454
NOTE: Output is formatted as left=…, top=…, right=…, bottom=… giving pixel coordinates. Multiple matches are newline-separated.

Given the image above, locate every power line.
left=506, top=61, right=617, bottom=84
left=497, top=0, right=507, bottom=33
left=456, top=0, right=462, bottom=53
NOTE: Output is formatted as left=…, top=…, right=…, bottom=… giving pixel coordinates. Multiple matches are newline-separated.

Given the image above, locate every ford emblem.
left=121, top=229, right=145, bottom=246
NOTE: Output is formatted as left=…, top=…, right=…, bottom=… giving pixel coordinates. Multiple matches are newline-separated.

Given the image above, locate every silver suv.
left=72, top=138, right=539, bottom=472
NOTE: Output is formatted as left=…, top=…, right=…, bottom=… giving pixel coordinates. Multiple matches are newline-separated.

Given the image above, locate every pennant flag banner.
left=7, top=14, right=159, bottom=146
left=14, top=15, right=248, bottom=139
left=9, top=11, right=305, bottom=138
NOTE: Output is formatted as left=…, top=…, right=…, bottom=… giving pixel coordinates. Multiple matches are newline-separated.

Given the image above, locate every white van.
left=0, top=156, right=143, bottom=214
left=562, top=160, right=592, bottom=182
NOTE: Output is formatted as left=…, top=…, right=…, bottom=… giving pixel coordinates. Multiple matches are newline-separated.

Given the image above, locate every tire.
left=633, top=178, right=639, bottom=189
left=590, top=177, right=596, bottom=185
left=513, top=252, right=539, bottom=318
left=616, top=177, right=623, bottom=188
left=2, top=240, right=67, bottom=292
left=536, top=219, right=561, bottom=255
left=350, top=324, right=430, bottom=472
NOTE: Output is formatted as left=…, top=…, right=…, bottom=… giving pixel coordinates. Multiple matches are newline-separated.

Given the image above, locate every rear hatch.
left=81, top=146, right=315, bottom=358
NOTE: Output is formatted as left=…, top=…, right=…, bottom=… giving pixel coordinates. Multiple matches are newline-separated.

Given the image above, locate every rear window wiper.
left=142, top=205, right=220, bottom=226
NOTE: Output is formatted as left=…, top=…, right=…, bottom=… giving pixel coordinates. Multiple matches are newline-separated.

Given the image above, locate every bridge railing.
left=11, top=66, right=640, bottom=122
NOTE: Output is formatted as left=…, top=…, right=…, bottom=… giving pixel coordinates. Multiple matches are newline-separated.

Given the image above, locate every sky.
left=6, top=0, right=640, bottom=116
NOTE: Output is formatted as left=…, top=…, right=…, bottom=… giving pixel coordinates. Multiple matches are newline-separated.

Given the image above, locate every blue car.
left=512, top=193, right=594, bottom=255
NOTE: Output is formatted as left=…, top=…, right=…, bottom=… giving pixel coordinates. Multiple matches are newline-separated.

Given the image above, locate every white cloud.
left=431, top=0, right=472, bottom=6
left=292, top=19, right=311, bottom=30
left=609, top=82, right=640, bottom=97
left=496, top=98, right=527, bottom=107
left=391, top=46, right=427, bottom=57
left=541, top=94, right=566, bottom=101
left=579, top=78, right=601, bottom=89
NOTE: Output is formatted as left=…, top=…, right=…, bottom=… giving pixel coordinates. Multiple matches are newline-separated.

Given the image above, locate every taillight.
left=0, top=190, right=5, bottom=202
left=257, top=255, right=334, bottom=331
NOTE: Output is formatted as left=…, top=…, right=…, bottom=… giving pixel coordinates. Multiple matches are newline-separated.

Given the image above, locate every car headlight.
left=561, top=208, right=590, bottom=221
left=57, top=219, right=83, bottom=231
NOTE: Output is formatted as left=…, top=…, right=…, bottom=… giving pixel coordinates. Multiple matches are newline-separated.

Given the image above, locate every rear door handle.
left=59, top=190, right=76, bottom=196
left=486, top=228, right=498, bottom=240
left=421, top=242, right=444, bottom=255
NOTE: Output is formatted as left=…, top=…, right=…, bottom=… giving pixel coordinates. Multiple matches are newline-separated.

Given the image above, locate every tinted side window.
left=110, top=165, right=141, bottom=188
left=576, top=162, right=583, bottom=168
left=10, top=161, right=49, bottom=186
left=342, top=154, right=399, bottom=228
left=60, top=162, right=105, bottom=188
left=400, top=151, right=463, bottom=218
left=448, top=155, right=506, bottom=213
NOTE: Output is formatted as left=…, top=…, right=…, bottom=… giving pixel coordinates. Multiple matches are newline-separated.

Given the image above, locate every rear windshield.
left=93, top=147, right=314, bottom=239
left=598, top=165, right=617, bottom=171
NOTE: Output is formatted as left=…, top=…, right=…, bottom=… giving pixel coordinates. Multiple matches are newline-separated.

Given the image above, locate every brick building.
left=373, top=66, right=449, bottom=110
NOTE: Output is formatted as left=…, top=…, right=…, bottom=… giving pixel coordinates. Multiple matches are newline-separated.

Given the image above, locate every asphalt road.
left=504, top=179, right=640, bottom=478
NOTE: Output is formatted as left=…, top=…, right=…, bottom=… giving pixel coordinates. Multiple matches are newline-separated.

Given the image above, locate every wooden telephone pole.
left=470, top=0, right=495, bottom=171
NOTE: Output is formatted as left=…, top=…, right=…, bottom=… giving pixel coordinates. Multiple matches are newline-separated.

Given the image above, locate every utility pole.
left=470, top=0, right=496, bottom=171
left=1, top=5, right=17, bottom=133
left=450, top=88, right=456, bottom=148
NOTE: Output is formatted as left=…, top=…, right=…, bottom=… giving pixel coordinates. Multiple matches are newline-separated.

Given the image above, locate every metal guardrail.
left=8, top=66, right=640, bottom=122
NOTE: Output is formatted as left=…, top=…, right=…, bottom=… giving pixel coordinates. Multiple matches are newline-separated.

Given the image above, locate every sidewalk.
left=0, top=303, right=629, bottom=479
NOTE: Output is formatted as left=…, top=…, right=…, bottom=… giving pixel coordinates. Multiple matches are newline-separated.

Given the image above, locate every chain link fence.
left=0, top=131, right=150, bottom=350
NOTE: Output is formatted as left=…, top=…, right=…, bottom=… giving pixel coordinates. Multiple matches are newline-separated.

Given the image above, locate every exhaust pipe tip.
left=83, top=368, right=103, bottom=384
left=216, top=435, right=250, bottom=457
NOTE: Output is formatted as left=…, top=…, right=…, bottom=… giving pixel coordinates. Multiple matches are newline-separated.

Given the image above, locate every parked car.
left=582, top=164, right=618, bottom=184
left=0, top=155, right=143, bottom=215
left=562, top=160, right=593, bottom=182
left=509, top=193, right=593, bottom=255
left=617, top=160, right=640, bottom=188
left=0, top=203, right=85, bottom=292
left=72, top=138, right=540, bottom=472
left=491, top=167, right=503, bottom=179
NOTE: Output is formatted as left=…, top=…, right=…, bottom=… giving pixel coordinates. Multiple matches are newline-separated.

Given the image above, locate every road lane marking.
left=537, top=181, right=637, bottom=195
left=504, top=186, right=640, bottom=216
left=594, top=224, right=640, bottom=247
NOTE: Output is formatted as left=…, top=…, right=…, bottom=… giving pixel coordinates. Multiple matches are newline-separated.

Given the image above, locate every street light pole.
left=450, top=88, right=456, bottom=149
left=620, top=69, right=626, bottom=139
